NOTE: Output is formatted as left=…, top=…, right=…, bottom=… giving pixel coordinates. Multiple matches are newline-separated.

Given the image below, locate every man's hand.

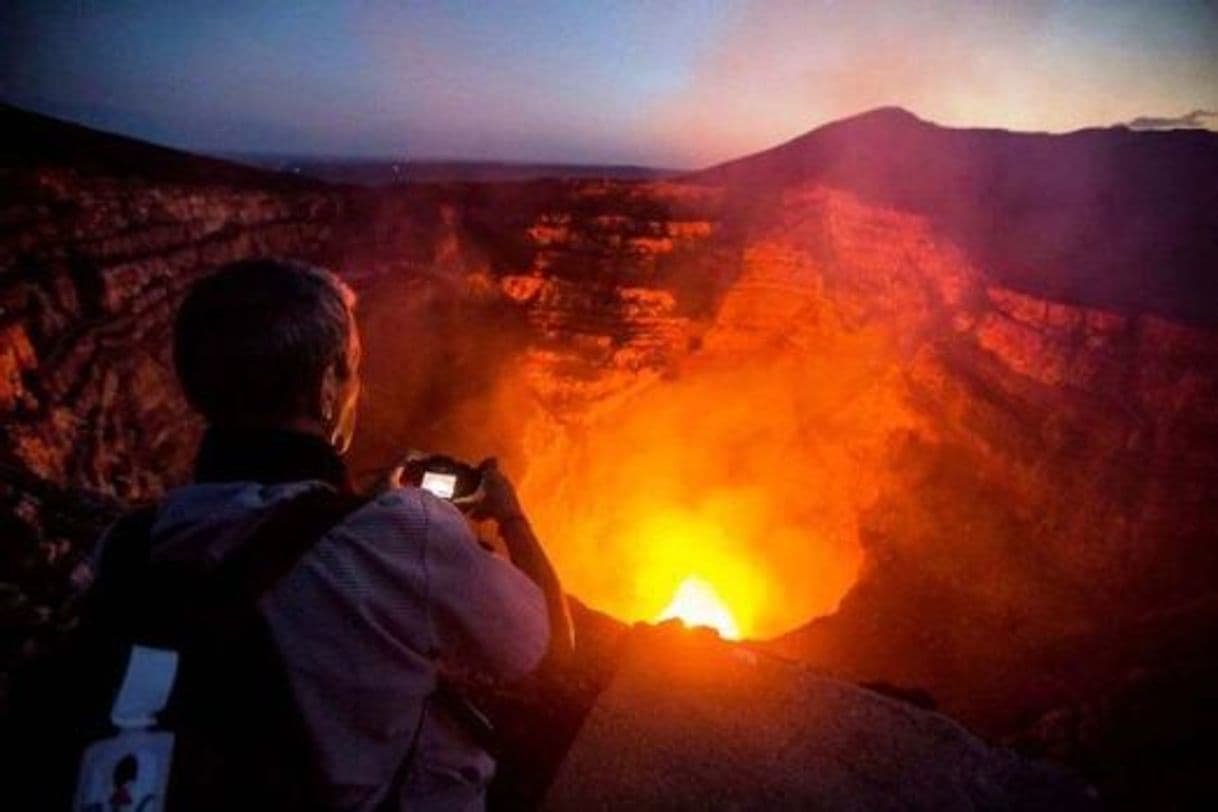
left=372, top=464, right=404, bottom=494
left=368, top=450, right=429, bottom=495
left=470, top=457, right=524, bottom=522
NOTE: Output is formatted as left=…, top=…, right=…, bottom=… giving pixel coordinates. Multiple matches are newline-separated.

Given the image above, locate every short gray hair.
left=173, top=258, right=357, bottom=425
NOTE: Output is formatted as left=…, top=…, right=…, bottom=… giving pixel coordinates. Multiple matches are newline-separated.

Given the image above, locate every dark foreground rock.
left=543, top=625, right=1096, bottom=811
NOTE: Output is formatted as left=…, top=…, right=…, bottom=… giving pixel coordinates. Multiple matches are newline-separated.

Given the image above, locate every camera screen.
left=420, top=471, right=458, bottom=499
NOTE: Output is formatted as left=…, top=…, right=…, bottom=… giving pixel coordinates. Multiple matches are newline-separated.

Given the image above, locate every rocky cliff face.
left=0, top=163, right=340, bottom=497
left=737, top=185, right=1218, bottom=700
left=3, top=105, right=1217, bottom=807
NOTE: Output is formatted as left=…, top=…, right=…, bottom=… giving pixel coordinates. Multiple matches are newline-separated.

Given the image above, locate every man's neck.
left=194, top=425, right=350, bottom=492
left=276, top=416, right=328, bottom=440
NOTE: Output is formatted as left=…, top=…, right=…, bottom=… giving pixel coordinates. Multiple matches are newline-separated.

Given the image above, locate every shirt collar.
left=193, top=427, right=351, bottom=492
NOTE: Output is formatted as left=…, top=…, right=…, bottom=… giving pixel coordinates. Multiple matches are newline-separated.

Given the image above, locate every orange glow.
left=517, top=331, right=901, bottom=639
left=511, top=199, right=927, bottom=639
left=628, top=508, right=768, bottom=639
left=657, top=576, right=740, bottom=639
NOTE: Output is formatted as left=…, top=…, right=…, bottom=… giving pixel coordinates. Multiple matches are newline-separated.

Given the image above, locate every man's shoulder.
left=345, top=486, right=430, bottom=527
left=331, top=486, right=474, bottom=549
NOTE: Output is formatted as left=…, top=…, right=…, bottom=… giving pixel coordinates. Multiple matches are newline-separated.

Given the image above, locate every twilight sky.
left=3, top=1, right=1216, bottom=167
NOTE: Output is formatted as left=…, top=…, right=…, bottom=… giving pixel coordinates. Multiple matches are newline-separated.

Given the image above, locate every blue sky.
left=3, top=1, right=1215, bottom=167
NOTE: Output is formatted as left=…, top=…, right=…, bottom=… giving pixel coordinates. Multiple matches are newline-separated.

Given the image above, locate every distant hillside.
left=226, top=156, right=677, bottom=185
left=0, top=104, right=319, bottom=189
left=691, top=107, right=1218, bottom=325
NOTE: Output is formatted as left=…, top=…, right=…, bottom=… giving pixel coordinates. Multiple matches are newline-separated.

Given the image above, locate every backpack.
left=5, top=487, right=370, bottom=811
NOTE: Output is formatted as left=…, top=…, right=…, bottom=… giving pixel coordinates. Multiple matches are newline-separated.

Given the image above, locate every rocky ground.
left=544, top=624, right=1096, bottom=811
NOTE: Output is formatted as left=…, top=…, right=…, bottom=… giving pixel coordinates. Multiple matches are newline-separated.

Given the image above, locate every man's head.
left=173, top=258, right=361, bottom=452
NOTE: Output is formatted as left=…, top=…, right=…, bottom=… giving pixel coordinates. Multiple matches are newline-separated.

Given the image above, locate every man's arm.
left=476, top=459, right=575, bottom=668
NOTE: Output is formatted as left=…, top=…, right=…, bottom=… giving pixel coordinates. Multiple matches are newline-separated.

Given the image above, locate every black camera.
left=400, top=453, right=483, bottom=503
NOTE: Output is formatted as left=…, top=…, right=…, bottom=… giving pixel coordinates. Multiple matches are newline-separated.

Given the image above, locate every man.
left=137, top=257, right=571, bottom=809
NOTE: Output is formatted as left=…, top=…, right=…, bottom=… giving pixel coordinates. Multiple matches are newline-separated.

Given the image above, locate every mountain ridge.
left=0, top=103, right=323, bottom=189
left=691, top=106, right=1218, bottom=325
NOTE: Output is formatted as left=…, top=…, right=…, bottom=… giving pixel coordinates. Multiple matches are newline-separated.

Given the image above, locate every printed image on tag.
left=73, top=729, right=174, bottom=812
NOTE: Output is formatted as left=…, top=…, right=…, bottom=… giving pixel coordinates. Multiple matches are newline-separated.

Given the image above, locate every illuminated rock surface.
left=0, top=105, right=340, bottom=497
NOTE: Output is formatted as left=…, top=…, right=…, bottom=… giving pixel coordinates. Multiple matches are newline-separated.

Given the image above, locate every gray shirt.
left=145, top=480, right=550, bottom=810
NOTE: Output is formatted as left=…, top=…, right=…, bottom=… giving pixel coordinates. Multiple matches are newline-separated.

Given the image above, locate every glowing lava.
left=656, top=576, right=741, bottom=639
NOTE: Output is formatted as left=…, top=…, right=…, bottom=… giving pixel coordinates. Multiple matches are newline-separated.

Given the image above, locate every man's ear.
left=319, top=362, right=339, bottom=423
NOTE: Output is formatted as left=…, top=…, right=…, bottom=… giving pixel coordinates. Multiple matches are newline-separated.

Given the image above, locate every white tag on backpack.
left=72, top=645, right=179, bottom=811
left=73, top=729, right=174, bottom=812
left=110, top=645, right=178, bottom=728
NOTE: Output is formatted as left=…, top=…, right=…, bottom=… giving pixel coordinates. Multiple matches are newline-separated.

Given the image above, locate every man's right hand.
left=471, top=457, right=525, bottom=523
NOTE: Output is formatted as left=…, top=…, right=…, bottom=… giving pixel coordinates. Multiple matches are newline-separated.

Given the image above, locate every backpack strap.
left=92, top=505, right=160, bottom=616
left=93, top=488, right=368, bottom=641
left=207, top=487, right=369, bottom=599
